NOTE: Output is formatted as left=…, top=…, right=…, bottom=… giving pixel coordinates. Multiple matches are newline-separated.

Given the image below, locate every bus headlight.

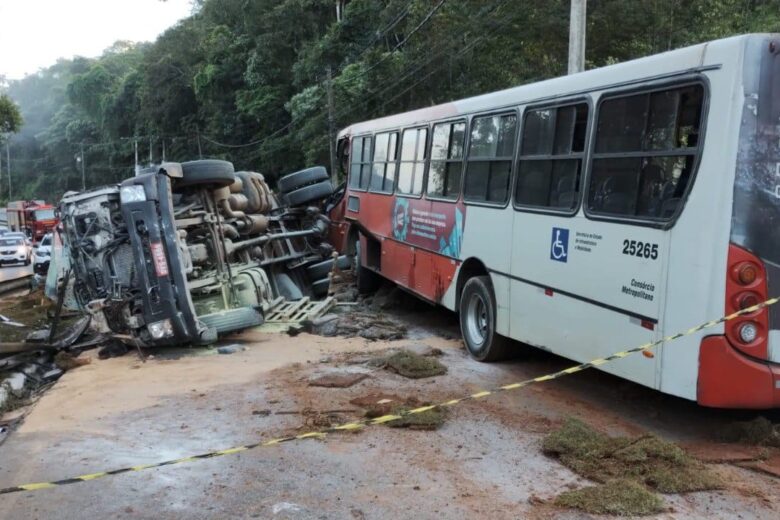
left=147, top=319, right=174, bottom=339
left=738, top=322, right=758, bottom=343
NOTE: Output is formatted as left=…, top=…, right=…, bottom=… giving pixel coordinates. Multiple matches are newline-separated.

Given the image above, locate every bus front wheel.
left=459, top=276, right=510, bottom=362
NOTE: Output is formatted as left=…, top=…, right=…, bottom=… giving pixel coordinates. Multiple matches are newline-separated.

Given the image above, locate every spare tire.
left=284, top=180, right=333, bottom=207
left=278, top=166, right=329, bottom=194
left=176, top=160, right=236, bottom=188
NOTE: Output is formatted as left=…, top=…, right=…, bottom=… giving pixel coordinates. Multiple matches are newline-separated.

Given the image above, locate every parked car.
left=0, top=234, right=32, bottom=266
left=59, top=160, right=341, bottom=347
left=33, top=233, right=53, bottom=275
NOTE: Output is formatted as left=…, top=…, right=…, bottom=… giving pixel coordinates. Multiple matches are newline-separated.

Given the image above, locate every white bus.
left=328, top=34, right=780, bottom=409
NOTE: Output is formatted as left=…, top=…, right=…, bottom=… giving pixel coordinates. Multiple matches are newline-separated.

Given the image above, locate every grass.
left=720, top=417, right=780, bottom=447
left=381, top=350, right=447, bottom=379
left=554, top=479, right=664, bottom=516
left=543, top=418, right=721, bottom=515
left=385, top=406, right=448, bottom=430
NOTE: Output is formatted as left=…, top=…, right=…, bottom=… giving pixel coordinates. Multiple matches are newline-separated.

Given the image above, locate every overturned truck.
left=59, top=160, right=343, bottom=347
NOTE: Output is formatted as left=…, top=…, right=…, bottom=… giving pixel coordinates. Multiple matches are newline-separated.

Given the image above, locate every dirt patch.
left=351, top=393, right=448, bottom=430
left=386, top=406, right=448, bottom=430
left=720, top=417, right=780, bottom=447
left=308, top=372, right=369, bottom=388
left=543, top=418, right=721, bottom=493
left=378, top=350, right=447, bottom=379
left=54, top=351, right=92, bottom=371
left=554, top=479, right=664, bottom=516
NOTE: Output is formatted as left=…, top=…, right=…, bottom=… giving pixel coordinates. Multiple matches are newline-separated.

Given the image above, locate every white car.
left=33, top=233, right=52, bottom=275
left=0, top=234, right=31, bottom=266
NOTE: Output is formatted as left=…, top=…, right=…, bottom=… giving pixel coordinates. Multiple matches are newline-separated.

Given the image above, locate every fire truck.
left=6, top=200, right=57, bottom=243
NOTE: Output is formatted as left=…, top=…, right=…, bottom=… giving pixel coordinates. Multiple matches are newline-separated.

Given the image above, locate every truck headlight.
left=120, top=185, right=147, bottom=204
left=147, top=319, right=174, bottom=339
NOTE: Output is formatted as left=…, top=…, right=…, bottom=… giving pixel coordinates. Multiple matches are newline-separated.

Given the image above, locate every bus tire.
left=355, top=240, right=380, bottom=294
left=277, top=166, right=329, bottom=194
left=459, top=276, right=510, bottom=362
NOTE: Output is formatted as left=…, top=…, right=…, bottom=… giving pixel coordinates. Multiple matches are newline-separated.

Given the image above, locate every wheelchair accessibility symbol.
left=550, top=227, right=569, bottom=263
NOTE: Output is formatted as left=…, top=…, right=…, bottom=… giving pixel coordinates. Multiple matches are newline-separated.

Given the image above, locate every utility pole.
left=134, top=139, right=140, bottom=176
left=80, top=142, right=86, bottom=190
left=325, top=65, right=338, bottom=181
left=567, top=0, right=587, bottom=75
left=162, top=139, right=167, bottom=162
left=196, top=126, right=203, bottom=159
left=6, top=140, right=10, bottom=200
left=149, top=136, right=153, bottom=165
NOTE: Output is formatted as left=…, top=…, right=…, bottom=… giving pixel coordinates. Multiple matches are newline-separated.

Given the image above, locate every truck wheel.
left=284, top=180, right=333, bottom=207
left=459, top=276, right=511, bottom=361
left=278, top=166, right=329, bottom=194
left=198, top=307, right=264, bottom=335
left=176, top=160, right=236, bottom=188
left=311, top=277, right=331, bottom=298
left=355, top=240, right=380, bottom=294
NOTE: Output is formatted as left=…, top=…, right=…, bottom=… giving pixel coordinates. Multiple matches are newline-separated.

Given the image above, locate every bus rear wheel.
left=459, top=276, right=510, bottom=361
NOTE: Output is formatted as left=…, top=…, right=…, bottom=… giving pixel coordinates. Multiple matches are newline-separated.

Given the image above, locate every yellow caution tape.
left=2, top=296, right=777, bottom=495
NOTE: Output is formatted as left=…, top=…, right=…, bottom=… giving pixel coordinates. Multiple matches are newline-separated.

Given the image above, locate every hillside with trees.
left=2, top=0, right=780, bottom=203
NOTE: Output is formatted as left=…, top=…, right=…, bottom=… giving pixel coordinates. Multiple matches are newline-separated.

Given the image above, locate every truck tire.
left=311, top=277, right=331, bottom=298
left=306, top=255, right=351, bottom=281
left=459, top=276, right=511, bottom=361
left=278, top=166, right=329, bottom=194
left=198, top=306, right=264, bottom=335
left=176, top=160, right=236, bottom=188
left=284, top=180, right=333, bottom=207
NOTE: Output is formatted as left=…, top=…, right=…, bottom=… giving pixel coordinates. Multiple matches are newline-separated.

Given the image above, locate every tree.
left=0, top=94, right=23, bottom=135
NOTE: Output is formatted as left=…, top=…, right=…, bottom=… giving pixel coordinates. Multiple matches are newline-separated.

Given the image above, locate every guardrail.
left=0, top=274, right=33, bottom=296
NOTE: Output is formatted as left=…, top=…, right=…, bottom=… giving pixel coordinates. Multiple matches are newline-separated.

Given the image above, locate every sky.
left=0, top=0, right=194, bottom=80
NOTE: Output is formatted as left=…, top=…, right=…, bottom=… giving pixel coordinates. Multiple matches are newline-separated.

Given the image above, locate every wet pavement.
left=0, top=303, right=778, bottom=519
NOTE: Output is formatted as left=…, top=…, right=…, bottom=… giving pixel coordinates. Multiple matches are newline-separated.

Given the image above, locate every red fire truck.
left=6, top=200, right=57, bottom=243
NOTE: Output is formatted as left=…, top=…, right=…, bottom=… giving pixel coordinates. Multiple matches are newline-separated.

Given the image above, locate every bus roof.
left=338, top=33, right=767, bottom=138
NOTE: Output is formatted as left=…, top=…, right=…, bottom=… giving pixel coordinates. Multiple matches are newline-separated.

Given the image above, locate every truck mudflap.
left=698, top=335, right=780, bottom=408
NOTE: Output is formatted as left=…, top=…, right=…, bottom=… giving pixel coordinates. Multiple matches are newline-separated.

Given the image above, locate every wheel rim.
left=465, top=292, right=488, bottom=349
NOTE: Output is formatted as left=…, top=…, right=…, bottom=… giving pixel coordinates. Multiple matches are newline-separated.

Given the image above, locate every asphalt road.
left=0, top=262, right=32, bottom=283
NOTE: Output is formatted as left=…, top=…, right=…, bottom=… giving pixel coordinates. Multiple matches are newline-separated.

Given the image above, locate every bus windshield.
left=34, top=209, right=55, bottom=220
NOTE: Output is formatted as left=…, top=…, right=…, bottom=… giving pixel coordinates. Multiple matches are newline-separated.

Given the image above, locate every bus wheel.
left=354, top=239, right=380, bottom=294
left=459, top=276, right=510, bottom=361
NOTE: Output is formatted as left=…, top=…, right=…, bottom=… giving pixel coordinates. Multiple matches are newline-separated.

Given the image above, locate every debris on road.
left=377, top=349, right=447, bottom=379
left=217, top=345, right=241, bottom=355
left=720, top=417, right=780, bottom=447
left=295, top=310, right=407, bottom=341
left=53, top=351, right=91, bottom=371
left=308, top=371, right=370, bottom=388
left=554, top=478, right=665, bottom=516
left=350, top=394, right=449, bottom=430
left=543, top=418, right=722, bottom=514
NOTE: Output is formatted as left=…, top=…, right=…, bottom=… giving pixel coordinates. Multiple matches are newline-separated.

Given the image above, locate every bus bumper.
left=698, top=336, right=780, bottom=408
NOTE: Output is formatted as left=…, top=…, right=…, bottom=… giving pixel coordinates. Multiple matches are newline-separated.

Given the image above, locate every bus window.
left=397, top=127, right=428, bottom=196
left=369, top=132, right=399, bottom=193
left=427, top=121, right=466, bottom=200
left=464, top=113, right=517, bottom=204
left=515, top=103, right=588, bottom=210
left=588, top=84, right=703, bottom=220
left=349, top=136, right=373, bottom=190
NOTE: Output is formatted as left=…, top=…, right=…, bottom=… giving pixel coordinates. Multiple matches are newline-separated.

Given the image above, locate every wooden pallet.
left=264, top=296, right=335, bottom=323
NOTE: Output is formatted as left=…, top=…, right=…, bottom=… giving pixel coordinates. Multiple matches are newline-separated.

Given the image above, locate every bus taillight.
left=725, top=244, right=769, bottom=359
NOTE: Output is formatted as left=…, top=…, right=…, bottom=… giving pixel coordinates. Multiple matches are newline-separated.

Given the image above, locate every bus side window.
left=588, top=84, right=703, bottom=220
left=349, top=136, right=373, bottom=190
left=427, top=121, right=466, bottom=200
left=464, top=113, right=517, bottom=204
left=397, top=127, right=428, bottom=196
left=369, top=132, right=398, bottom=194
left=515, top=103, right=589, bottom=210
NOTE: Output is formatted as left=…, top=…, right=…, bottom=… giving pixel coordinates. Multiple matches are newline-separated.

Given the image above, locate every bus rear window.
left=587, top=84, right=704, bottom=221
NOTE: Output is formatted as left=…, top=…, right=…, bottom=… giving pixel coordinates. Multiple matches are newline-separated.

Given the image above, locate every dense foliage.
left=2, top=0, right=780, bottom=203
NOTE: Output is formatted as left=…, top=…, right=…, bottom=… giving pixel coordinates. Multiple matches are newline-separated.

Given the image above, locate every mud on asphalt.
left=0, top=283, right=779, bottom=518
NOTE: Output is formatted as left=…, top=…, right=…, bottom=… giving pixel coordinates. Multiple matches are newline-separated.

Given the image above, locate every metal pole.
left=196, top=127, right=203, bottom=159
left=567, top=0, right=587, bottom=74
left=149, top=136, right=153, bottom=165
left=80, top=142, right=86, bottom=190
left=326, top=65, right=338, bottom=182
left=162, top=139, right=166, bottom=162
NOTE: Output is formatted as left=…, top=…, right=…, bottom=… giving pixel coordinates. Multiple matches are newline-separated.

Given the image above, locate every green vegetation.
left=720, top=416, right=780, bottom=446
left=554, top=479, right=665, bottom=516
left=383, top=350, right=447, bottom=379
left=3, top=0, right=780, bottom=203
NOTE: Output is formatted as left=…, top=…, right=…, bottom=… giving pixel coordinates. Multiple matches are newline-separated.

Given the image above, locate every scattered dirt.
left=308, top=372, right=370, bottom=388
left=385, top=405, right=448, bottom=430
left=349, top=393, right=407, bottom=416
left=554, top=479, right=665, bottom=516
left=735, top=452, right=780, bottom=479
left=720, top=417, right=780, bottom=447
left=53, top=351, right=91, bottom=371
left=301, top=311, right=407, bottom=341
left=378, top=350, right=447, bottom=379
left=543, top=418, right=722, bottom=513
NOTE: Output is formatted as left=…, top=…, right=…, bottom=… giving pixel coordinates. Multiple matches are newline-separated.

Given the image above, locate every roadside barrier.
left=2, top=296, right=778, bottom=495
